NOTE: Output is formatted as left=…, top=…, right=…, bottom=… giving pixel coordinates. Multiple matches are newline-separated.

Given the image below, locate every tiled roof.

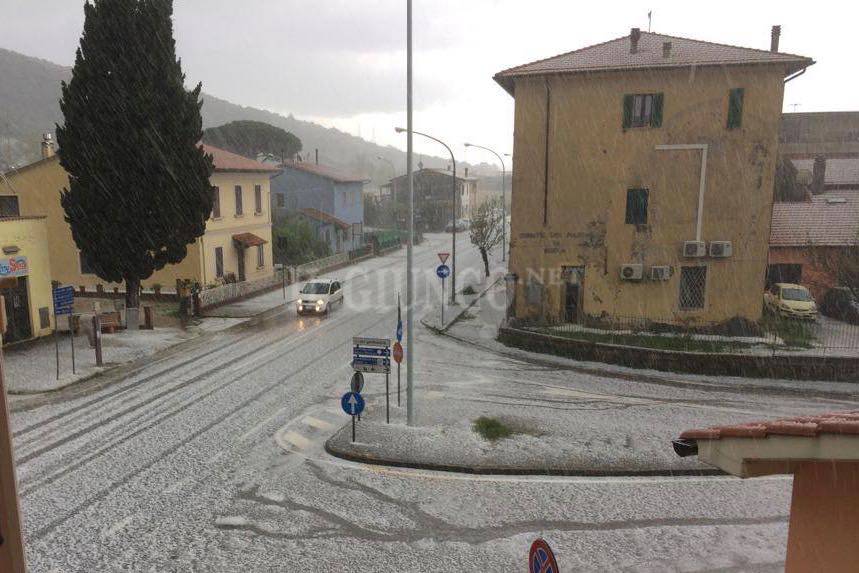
left=770, top=192, right=859, bottom=247
left=299, top=208, right=350, bottom=230
left=201, top=144, right=281, bottom=174
left=680, top=410, right=859, bottom=441
left=792, top=158, right=859, bottom=186
left=494, top=31, right=813, bottom=94
left=281, top=161, right=367, bottom=184
left=232, top=232, right=268, bottom=248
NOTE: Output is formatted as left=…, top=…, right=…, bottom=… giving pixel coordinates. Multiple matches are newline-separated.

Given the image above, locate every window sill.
left=254, top=211, right=263, bottom=217
left=212, top=216, right=223, bottom=222
left=234, top=214, right=244, bottom=219
left=256, top=265, right=265, bottom=270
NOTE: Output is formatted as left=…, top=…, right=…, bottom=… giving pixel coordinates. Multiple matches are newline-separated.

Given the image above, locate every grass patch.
left=473, top=417, right=514, bottom=441
left=759, top=314, right=816, bottom=348
left=461, top=285, right=477, bottom=295
left=538, top=328, right=749, bottom=353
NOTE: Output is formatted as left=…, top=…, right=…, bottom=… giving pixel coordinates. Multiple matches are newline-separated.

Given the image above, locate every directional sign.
left=529, top=538, right=559, bottom=573
left=437, top=252, right=450, bottom=264
left=353, top=336, right=391, bottom=374
left=350, top=371, right=365, bottom=393
left=353, top=337, right=390, bottom=348
left=341, top=391, right=365, bottom=416
left=52, top=286, right=75, bottom=316
left=392, top=342, right=403, bottom=364
left=436, top=264, right=450, bottom=279
left=354, top=346, right=390, bottom=357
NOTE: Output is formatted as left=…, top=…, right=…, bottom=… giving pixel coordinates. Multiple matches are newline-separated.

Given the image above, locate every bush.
left=820, top=287, right=859, bottom=325
left=473, top=417, right=513, bottom=441
left=273, top=214, right=332, bottom=265
left=461, top=285, right=477, bottom=295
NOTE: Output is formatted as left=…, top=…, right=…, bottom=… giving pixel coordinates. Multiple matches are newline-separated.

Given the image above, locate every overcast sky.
left=2, top=0, right=856, bottom=161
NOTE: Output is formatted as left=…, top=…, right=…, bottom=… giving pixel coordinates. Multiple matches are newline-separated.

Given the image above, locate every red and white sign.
left=392, top=342, right=403, bottom=364
left=437, top=252, right=449, bottom=264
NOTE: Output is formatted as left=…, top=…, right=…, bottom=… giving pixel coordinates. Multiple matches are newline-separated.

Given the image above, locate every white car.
left=296, top=279, right=343, bottom=315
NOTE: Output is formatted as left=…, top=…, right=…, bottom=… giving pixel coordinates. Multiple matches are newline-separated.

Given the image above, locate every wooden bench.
left=99, top=312, right=122, bottom=334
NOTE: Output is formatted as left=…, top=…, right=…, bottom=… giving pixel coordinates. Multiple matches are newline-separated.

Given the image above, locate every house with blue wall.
left=270, top=161, right=367, bottom=253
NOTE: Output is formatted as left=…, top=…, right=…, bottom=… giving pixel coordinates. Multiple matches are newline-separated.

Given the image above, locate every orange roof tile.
left=299, top=208, right=350, bottom=230
left=679, top=409, right=859, bottom=441
left=770, top=192, right=859, bottom=247
left=201, top=144, right=281, bottom=174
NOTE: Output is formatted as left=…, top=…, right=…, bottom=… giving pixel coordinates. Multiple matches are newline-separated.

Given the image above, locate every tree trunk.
left=125, top=276, right=140, bottom=331
left=480, top=248, right=490, bottom=277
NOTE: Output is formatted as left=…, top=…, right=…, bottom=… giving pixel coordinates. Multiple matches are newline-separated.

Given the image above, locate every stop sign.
left=392, top=342, right=403, bottom=364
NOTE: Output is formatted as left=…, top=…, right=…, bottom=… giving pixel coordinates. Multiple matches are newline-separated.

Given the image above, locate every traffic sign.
left=529, top=538, right=559, bottom=573
left=52, top=286, right=74, bottom=316
left=354, top=346, right=390, bottom=357
left=353, top=336, right=390, bottom=347
left=341, top=392, right=365, bottom=416
left=350, top=371, right=365, bottom=393
left=437, top=252, right=449, bottom=264
left=396, top=320, right=403, bottom=342
left=392, top=342, right=403, bottom=364
left=436, top=264, right=450, bottom=279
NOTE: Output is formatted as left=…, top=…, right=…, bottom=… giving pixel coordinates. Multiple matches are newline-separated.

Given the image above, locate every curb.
left=420, top=274, right=503, bottom=334
left=323, top=426, right=723, bottom=477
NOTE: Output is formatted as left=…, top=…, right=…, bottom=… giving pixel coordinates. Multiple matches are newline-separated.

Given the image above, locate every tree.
left=202, top=120, right=302, bottom=161
left=469, top=197, right=504, bottom=277
left=774, top=156, right=807, bottom=202
left=272, top=214, right=331, bottom=266
left=57, top=0, right=214, bottom=327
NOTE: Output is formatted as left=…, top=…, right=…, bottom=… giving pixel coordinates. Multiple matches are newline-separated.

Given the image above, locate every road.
left=9, top=234, right=859, bottom=572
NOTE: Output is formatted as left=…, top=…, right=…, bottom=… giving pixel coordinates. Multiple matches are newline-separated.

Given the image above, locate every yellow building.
left=494, top=28, right=813, bottom=325
left=1, top=142, right=279, bottom=293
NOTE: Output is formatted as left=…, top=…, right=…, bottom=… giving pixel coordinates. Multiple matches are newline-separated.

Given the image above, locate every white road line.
left=425, top=391, right=444, bottom=400
left=277, top=430, right=311, bottom=450
left=103, top=514, right=135, bottom=538
left=304, top=416, right=334, bottom=430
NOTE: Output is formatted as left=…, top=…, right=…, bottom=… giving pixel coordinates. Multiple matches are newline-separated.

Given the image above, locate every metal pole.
left=397, top=361, right=401, bottom=407
left=441, top=278, right=445, bottom=326
left=451, top=159, right=457, bottom=304
left=405, top=0, right=415, bottom=427
left=282, top=266, right=286, bottom=300
left=93, top=315, right=103, bottom=367
left=351, top=415, right=356, bottom=442
left=69, top=314, right=75, bottom=374
left=501, top=161, right=506, bottom=262
left=54, top=314, right=59, bottom=380
left=385, top=371, right=390, bottom=423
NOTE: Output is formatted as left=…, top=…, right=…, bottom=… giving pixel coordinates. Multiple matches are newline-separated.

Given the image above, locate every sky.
left=2, top=0, right=856, bottom=162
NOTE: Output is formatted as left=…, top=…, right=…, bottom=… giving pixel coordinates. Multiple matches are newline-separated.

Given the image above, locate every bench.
left=99, top=312, right=122, bottom=334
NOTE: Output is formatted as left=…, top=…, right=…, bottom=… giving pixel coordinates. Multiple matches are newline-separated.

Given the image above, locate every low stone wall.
left=198, top=271, right=285, bottom=310
left=498, top=326, right=859, bottom=382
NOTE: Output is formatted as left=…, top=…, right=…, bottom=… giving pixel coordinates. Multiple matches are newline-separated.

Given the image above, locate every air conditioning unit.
left=650, top=265, right=671, bottom=281
left=619, top=264, right=644, bottom=281
left=683, top=241, right=707, bottom=258
left=709, top=241, right=733, bottom=258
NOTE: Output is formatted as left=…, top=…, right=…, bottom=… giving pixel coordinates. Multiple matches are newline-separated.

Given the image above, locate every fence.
left=512, top=313, right=859, bottom=356
left=198, top=269, right=286, bottom=310
left=292, top=252, right=350, bottom=281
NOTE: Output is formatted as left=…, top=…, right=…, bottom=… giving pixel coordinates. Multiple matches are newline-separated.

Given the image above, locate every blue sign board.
left=354, top=346, right=390, bottom=357
left=341, top=391, right=365, bottom=416
left=52, top=286, right=75, bottom=316
left=352, top=356, right=391, bottom=367
left=396, top=320, right=403, bottom=342
left=436, top=264, right=450, bottom=279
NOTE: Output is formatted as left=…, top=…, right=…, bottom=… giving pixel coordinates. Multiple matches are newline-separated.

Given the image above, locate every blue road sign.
left=352, top=356, right=391, bottom=367
left=396, top=320, right=403, bottom=342
left=52, top=286, right=75, bottom=315
left=354, top=346, right=390, bottom=357
left=341, top=392, right=365, bottom=416
left=436, top=264, right=450, bottom=279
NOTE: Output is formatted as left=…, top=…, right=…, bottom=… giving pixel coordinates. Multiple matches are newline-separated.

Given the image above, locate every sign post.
left=396, top=293, right=403, bottom=407
left=341, top=391, right=365, bottom=443
left=352, top=337, right=391, bottom=423
left=52, top=286, right=74, bottom=381
left=436, top=264, right=450, bottom=326
left=68, top=315, right=76, bottom=374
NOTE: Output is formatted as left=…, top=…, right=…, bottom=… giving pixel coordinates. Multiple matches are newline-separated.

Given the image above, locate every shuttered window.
left=623, top=93, right=663, bottom=128
left=215, top=247, right=224, bottom=278
left=211, top=187, right=220, bottom=218
left=727, top=88, right=744, bottom=129
left=625, top=189, right=649, bottom=225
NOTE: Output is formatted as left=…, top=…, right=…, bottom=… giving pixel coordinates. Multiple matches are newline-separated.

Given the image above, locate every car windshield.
left=301, top=282, right=330, bottom=295
left=782, top=288, right=811, bottom=301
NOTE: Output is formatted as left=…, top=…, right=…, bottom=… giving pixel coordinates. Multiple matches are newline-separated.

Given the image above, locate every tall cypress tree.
left=57, top=0, right=213, bottom=325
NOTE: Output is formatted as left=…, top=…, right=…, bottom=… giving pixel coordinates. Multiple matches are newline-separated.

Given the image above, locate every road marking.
left=104, top=514, right=135, bottom=538
left=277, top=430, right=311, bottom=450
left=304, top=416, right=334, bottom=430
left=425, top=391, right=444, bottom=400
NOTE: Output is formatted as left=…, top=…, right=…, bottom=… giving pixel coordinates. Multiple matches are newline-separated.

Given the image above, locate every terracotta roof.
left=679, top=410, right=859, bottom=441
left=232, top=232, right=268, bottom=248
left=770, top=192, right=859, bottom=247
left=299, top=208, right=350, bottom=230
left=281, top=161, right=368, bottom=184
left=494, top=31, right=813, bottom=95
left=201, top=144, right=281, bottom=174
left=792, top=158, right=859, bottom=187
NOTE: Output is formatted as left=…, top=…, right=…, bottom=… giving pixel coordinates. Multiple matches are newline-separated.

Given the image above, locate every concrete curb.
left=323, top=423, right=723, bottom=477
left=420, top=274, right=503, bottom=334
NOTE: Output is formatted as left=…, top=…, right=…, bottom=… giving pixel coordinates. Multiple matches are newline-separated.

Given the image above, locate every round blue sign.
left=341, top=391, right=365, bottom=416
left=436, top=264, right=451, bottom=279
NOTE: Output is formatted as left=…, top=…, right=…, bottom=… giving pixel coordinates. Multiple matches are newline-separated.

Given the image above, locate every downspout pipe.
left=655, top=144, right=709, bottom=242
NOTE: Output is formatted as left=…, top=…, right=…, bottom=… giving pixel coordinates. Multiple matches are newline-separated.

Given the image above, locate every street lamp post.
left=464, top=143, right=507, bottom=262
left=404, top=0, right=415, bottom=426
left=396, top=127, right=458, bottom=305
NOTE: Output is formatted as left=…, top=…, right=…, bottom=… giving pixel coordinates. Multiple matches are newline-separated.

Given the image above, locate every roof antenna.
left=647, top=10, right=652, bottom=32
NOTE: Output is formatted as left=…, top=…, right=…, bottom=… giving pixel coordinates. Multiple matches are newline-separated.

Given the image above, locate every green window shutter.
left=727, top=88, right=744, bottom=129
left=622, top=95, right=634, bottom=129
left=650, top=93, right=664, bottom=127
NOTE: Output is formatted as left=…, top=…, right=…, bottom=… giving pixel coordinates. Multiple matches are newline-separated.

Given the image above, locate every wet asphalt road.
left=9, top=235, right=859, bottom=572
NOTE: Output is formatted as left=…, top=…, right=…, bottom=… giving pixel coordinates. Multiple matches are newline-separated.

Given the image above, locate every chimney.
left=770, top=25, right=781, bottom=52
left=40, top=133, right=54, bottom=159
left=662, top=41, right=672, bottom=59
left=811, top=155, right=826, bottom=194
left=315, top=148, right=319, bottom=165
left=630, top=27, right=641, bottom=54
left=464, top=167, right=469, bottom=178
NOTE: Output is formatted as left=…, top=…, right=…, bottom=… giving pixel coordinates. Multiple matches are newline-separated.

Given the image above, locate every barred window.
left=525, top=278, right=543, bottom=305
left=679, top=266, right=707, bottom=310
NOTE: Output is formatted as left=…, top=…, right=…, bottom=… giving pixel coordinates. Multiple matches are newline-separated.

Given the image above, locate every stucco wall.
left=508, top=64, right=787, bottom=325
left=0, top=217, right=55, bottom=340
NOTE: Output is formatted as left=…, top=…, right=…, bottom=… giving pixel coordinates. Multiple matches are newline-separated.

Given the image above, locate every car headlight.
left=297, top=299, right=303, bottom=305
left=317, top=299, right=324, bottom=305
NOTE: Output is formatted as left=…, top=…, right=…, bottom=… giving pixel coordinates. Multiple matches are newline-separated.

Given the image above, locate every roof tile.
left=770, top=192, right=859, bottom=247
left=201, top=144, right=281, bottom=173
left=680, top=409, right=859, bottom=442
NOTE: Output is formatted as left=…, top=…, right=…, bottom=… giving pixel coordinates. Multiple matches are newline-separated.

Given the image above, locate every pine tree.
left=56, top=0, right=213, bottom=326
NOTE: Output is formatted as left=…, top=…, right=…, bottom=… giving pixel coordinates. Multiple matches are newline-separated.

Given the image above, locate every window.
left=215, top=247, right=224, bottom=278
left=525, top=278, right=543, bottom=305
left=234, top=185, right=243, bottom=215
left=211, top=187, right=221, bottom=218
left=80, top=251, right=96, bottom=274
left=0, top=196, right=20, bottom=217
left=625, top=188, right=648, bottom=225
left=254, top=185, right=262, bottom=214
left=276, top=193, right=285, bottom=208
left=767, top=263, right=802, bottom=286
left=679, top=266, right=707, bottom=310
left=622, top=93, right=663, bottom=128
left=256, top=244, right=264, bottom=268
left=727, top=88, right=744, bottom=129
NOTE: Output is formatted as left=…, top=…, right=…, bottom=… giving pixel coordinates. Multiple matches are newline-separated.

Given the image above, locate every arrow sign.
left=341, top=391, right=365, bottom=416
left=438, top=252, right=450, bottom=264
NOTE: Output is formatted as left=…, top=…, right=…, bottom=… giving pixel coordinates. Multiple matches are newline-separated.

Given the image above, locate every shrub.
left=473, top=417, right=513, bottom=441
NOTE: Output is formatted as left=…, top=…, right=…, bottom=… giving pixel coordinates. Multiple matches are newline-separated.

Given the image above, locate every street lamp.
left=395, top=127, right=458, bottom=305
left=464, top=143, right=508, bottom=262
